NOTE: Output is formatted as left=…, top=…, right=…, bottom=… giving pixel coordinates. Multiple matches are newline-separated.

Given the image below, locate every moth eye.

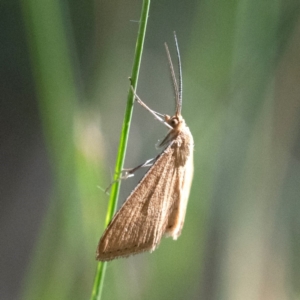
left=170, top=118, right=178, bottom=126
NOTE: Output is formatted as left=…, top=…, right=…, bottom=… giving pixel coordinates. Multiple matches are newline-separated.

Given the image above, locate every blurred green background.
left=1, top=0, right=300, bottom=299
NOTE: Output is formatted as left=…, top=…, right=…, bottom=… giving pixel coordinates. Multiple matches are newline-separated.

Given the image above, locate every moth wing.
left=96, top=146, right=177, bottom=261
left=165, top=129, right=194, bottom=239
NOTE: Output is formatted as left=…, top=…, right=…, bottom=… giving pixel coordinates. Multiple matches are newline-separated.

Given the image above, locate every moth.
left=96, top=32, right=194, bottom=261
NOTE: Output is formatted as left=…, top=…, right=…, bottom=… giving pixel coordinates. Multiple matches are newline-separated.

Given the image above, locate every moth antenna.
left=173, top=31, right=182, bottom=115
left=164, top=42, right=180, bottom=116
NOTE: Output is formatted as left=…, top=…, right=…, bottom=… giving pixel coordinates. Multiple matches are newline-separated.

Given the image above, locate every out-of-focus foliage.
left=1, top=0, right=299, bottom=299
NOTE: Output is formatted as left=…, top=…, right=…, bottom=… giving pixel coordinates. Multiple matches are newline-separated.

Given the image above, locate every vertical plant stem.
left=90, top=1, right=151, bottom=299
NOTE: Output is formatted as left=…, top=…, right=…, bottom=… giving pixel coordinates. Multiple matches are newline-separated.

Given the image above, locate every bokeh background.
left=2, top=0, right=300, bottom=299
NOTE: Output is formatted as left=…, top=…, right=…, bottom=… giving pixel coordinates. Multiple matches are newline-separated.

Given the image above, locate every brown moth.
left=96, top=32, right=194, bottom=261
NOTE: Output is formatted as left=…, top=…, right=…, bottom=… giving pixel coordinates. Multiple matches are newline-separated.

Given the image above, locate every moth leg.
left=123, top=157, right=155, bottom=175
left=130, top=86, right=172, bottom=130
left=104, top=157, right=157, bottom=193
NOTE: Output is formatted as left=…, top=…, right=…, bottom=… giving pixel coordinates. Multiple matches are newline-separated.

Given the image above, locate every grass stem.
left=90, top=1, right=151, bottom=299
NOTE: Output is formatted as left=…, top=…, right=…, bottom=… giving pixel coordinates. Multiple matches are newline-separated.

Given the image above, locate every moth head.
left=164, top=114, right=184, bottom=129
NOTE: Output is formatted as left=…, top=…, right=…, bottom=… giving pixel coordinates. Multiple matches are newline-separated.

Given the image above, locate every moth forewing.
left=164, top=125, right=194, bottom=239
left=96, top=141, right=179, bottom=261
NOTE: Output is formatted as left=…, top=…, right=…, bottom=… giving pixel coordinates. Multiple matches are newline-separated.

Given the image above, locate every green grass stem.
left=90, top=1, right=151, bottom=299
